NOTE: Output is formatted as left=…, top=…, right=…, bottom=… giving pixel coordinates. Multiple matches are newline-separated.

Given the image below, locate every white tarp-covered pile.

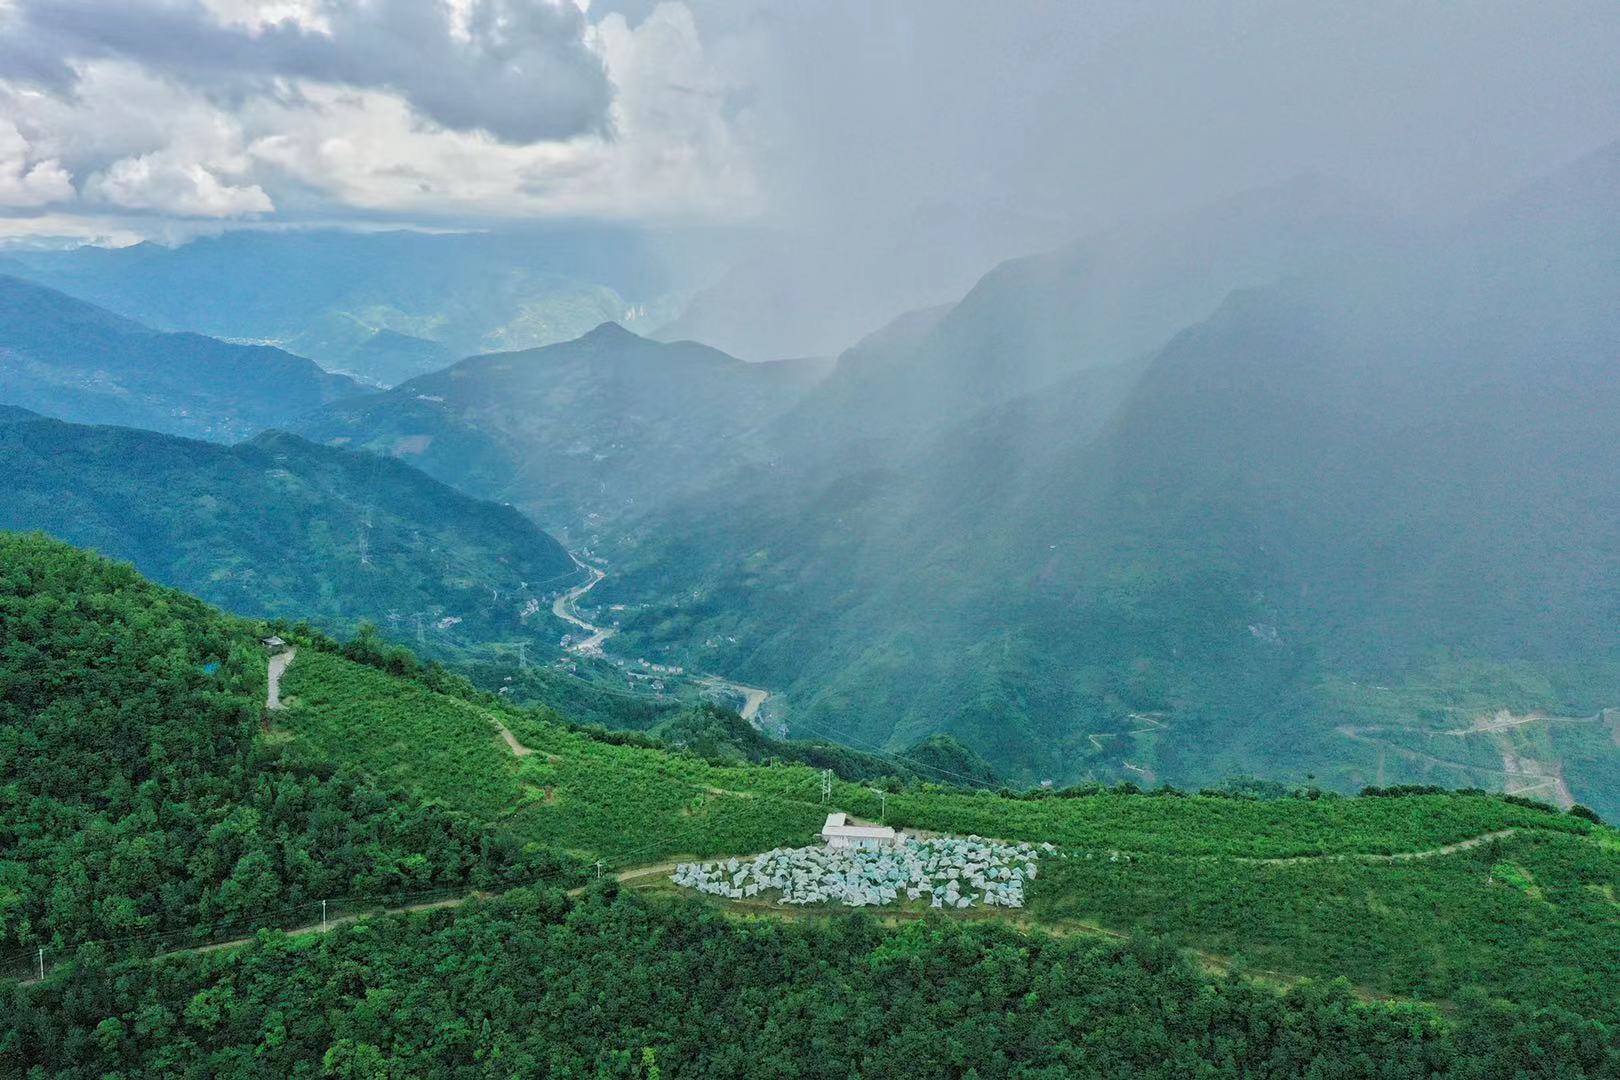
left=670, top=836, right=1054, bottom=910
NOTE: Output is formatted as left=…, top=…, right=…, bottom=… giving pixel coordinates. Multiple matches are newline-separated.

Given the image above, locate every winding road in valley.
left=553, top=553, right=615, bottom=655
left=553, top=551, right=773, bottom=724
left=1336, top=719, right=1583, bottom=809
left=696, top=675, right=772, bottom=723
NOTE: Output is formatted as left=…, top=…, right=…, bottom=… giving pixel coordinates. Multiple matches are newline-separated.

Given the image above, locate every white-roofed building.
left=820, top=812, right=902, bottom=850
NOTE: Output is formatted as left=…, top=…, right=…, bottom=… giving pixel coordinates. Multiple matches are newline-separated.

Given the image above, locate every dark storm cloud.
left=0, top=0, right=612, bottom=144
left=622, top=0, right=1620, bottom=357
left=710, top=1, right=1620, bottom=229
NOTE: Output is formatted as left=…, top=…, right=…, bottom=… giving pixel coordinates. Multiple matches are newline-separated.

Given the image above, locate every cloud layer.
left=4, top=1, right=1620, bottom=248
left=4, top=0, right=610, bottom=143
left=0, top=0, right=756, bottom=234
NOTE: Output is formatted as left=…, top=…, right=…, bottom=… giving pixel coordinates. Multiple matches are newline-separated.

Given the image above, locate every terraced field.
left=274, top=647, right=1620, bottom=1023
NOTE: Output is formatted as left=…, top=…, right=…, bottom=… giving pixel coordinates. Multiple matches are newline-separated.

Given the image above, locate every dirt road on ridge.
left=266, top=648, right=295, bottom=710
left=1337, top=722, right=1579, bottom=809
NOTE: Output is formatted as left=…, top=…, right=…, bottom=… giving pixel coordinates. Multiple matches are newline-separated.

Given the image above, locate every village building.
left=820, top=812, right=902, bottom=850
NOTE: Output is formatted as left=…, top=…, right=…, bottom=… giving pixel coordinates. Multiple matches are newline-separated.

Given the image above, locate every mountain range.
left=0, top=275, right=361, bottom=440
left=766, top=175, right=1393, bottom=467
left=294, top=323, right=833, bottom=533
left=595, top=145, right=1620, bottom=814
left=3, top=147, right=1619, bottom=816
left=0, top=226, right=735, bottom=386
left=0, top=407, right=583, bottom=657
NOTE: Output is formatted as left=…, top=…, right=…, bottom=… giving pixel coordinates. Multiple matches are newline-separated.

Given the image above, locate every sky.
left=1, top=0, right=1619, bottom=248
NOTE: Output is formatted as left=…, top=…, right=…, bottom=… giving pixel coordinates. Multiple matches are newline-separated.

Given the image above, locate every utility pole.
left=879, top=790, right=887, bottom=822
left=515, top=641, right=528, bottom=670
left=821, top=769, right=832, bottom=804
left=36, top=947, right=44, bottom=981
left=593, top=860, right=606, bottom=880
left=415, top=612, right=425, bottom=645
left=321, top=900, right=328, bottom=932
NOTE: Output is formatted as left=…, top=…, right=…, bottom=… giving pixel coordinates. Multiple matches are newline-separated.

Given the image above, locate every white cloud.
left=194, top=0, right=328, bottom=31
left=244, top=3, right=756, bottom=220
left=0, top=1, right=759, bottom=237
left=84, top=153, right=272, bottom=217
left=1, top=61, right=275, bottom=219
left=0, top=120, right=74, bottom=208
left=4, top=0, right=612, bottom=144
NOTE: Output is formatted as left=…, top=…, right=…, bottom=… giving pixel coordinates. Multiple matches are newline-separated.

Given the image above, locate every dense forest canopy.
left=0, top=534, right=570, bottom=956
left=10, top=886, right=1620, bottom=1079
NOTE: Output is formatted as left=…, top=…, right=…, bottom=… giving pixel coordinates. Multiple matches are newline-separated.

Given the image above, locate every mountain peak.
left=581, top=320, right=639, bottom=343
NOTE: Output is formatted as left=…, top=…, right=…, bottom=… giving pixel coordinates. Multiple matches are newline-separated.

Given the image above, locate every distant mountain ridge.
left=2, top=226, right=732, bottom=385
left=295, top=322, right=833, bottom=532
left=0, top=275, right=363, bottom=441
left=766, top=175, right=1395, bottom=468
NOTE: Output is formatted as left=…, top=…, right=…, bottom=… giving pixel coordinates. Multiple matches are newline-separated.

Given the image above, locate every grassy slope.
left=278, top=651, right=830, bottom=862
left=275, top=646, right=1620, bottom=1023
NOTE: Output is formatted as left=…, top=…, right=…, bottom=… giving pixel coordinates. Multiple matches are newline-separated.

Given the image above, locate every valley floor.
left=552, top=549, right=777, bottom=726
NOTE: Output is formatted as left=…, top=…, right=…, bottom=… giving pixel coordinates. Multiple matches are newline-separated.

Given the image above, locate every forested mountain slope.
left=3, top=538, right=1618, bottom=1076
left=295, top=323, right=832, bottom=531
left=607, top=144, right=1620, bottom=811
left=0, top=276, right=362, bottom=440
left=0, top=534, right=566, bottom=959
left=15, top=885, right=1619, bottom=1078
left=0, top=413, right=582, bottom=658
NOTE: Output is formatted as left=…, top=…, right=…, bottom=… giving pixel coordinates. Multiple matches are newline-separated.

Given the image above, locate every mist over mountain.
left=295, top=322, right=832, bottom=533
left=0, top=275, right=361, bottom=439
left=602, top=144, right=1620, bottom=815
left=767, top=175, right=1395, bottom=468
left=651, top=204, right=1069, bottom=361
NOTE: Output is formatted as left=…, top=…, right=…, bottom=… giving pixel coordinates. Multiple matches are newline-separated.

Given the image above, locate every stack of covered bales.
left=671, top=836, right=1051, bottom=910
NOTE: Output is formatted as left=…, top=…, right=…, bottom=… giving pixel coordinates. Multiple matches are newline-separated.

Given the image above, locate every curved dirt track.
left=266, top=648, right=295, bottom=710
left=1240, top=828, right=1519, bottom=866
